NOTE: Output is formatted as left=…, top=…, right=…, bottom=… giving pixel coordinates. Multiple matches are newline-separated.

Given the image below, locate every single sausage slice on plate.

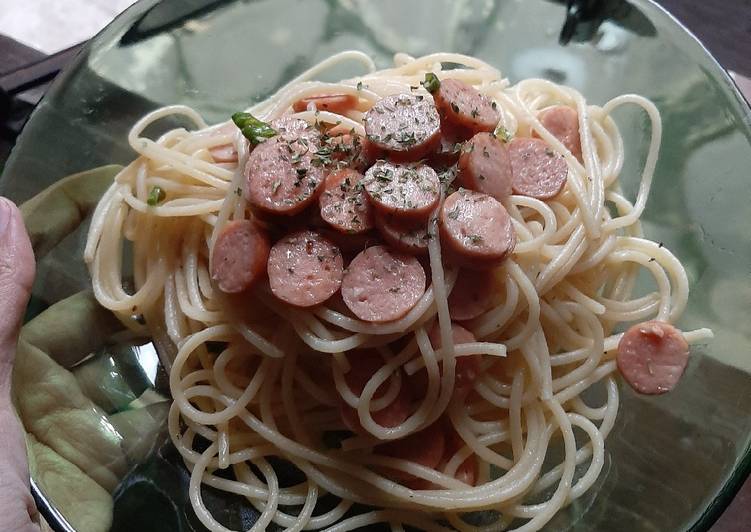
left=439, top=189, right=516, bottom=269
left=267, top=230, right=343, bottom=307
left=341, top=245, right=427, bottom=322
left=319, top=168, right=374, bottom=234
left=363, top=93, right=441, bottom=161
left=617, top=320, right=690, bottom=395
left=292, top=94, right=359, bottom=114
left=364, top=161, right=440, bottom=221
left=374, top=212, right=430, bottom=256
left=536, top=105, right=582, bottom=161
left=244, top=118, right=325, bottom=215
left=458, top=132, right=513, bottom=202
left=508, top=137, right=568, bottom=200
left=434, top=78, right=500, bottom=134
left=448, top=268, right=498, bottom=321
left=338, top=351, right=412, bottom=433
left=211, top=220, right=271, bottom=293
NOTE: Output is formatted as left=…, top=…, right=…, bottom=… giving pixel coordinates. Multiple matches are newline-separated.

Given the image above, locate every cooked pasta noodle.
left=85, top=51, right=712, bottom=531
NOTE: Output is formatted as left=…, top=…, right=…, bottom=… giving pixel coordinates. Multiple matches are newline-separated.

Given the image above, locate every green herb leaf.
left=147, top=186, right=166, bottom=206
left=421, top=72, right=441, bottom=93
left=493, top=124, right=512, bottom=143
left=231, top=112, right=277, bottom=144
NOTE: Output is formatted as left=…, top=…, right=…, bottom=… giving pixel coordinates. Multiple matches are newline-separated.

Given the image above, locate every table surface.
left=0, top=1, right=750, bottom=530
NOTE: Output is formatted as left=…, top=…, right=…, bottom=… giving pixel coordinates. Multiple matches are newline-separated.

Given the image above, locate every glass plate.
left=2, top=1, right=750, bottom=531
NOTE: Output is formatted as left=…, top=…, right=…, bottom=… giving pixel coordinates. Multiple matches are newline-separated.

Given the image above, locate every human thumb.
left=0, top=197, right=35, bottom=392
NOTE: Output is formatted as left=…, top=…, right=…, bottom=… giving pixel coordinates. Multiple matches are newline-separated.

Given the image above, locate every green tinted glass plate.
left=1, top=1, right=750, bottom=531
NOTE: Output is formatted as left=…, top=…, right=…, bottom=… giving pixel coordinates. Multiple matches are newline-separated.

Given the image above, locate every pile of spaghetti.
left=85, top=52, right=712, bottom=531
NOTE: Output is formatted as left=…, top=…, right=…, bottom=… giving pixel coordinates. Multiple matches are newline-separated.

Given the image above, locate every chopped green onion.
left=147, top=186, right=166, bottom=206
left=494, top=124, right=512, bottom=143
left=232, top=112, right=277, bottom=144
left=422, top=72, right=440, bottom=93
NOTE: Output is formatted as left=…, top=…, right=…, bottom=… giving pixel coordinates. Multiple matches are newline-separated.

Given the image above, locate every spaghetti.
left=85, top=51, right=712, bottom=531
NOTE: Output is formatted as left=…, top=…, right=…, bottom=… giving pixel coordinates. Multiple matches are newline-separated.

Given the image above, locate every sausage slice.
left=319, top=168, right=374, bottom=234
left=338, top=351, right=412, bottom=433
left=448, top=268, right=498, bottom=321
left=439, top=189, right=516, bottom=269
left=617, top=320, right=690, bottom=395
left=211, top=220, right=270, bottom=293
left=508, top=137, right=568, bottom=200
left=410, top=322, right=481, bottom=398
left=341, top=245, right=426, bottom=322
left=292, top=94, right=359, bottom=114
left=458, top=132, right=513, bottom=202
left=434, top=78, right=500, bottom=134
left=377, top=422, right=446, bottom=481
left=267, top=230, right=343, bottom=307
left=363, top=93, right=441, bottom=161
left=244, top=118, right=325, bottom=215
left=536, top=105, right=582, bottom=161
left=374, top=212, right=430, bottom=256
left=363, top=161, right=440, bottom=220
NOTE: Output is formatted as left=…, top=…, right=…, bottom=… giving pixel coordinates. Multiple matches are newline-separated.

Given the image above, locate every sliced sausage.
left=211, top=220, right=270, bottom=293
left=338, top=351, right=412, bottom=433
left=377, top=422, right=446, bottom=483
left=457, top=132, right=513, bottom=202
left=322, top=132, right=378, bottom=172
left=411, top=323, right=481, bottom=398
left=439, top=189, right=516, bottom=269
left=292, top=94, right=359, bottom=114
left=245, top=118, right=325, bottom=215
left=430, top=123, right=471, bottom=168
left=267, top=230, right=343, bottom=307
left=434, top=78, right=500, bottom=134
left=536, top=105, right=582, bottom=161
left=319, top=168, right=374, bottom=234
left=454, top=456, right=479, bottom=486
left=374, top=212, right=430, bottom=256
left=364, top=161, right=440, bottom=220
left=428, top=322, right=481, bottom=395
left=448, top=269, right=498, bottom=321
left=508, top=137, right=568, bottom=200
left=363, top=93, right=441, bottom=161
left=209, top=144, right=237, bottom=163
left=341, top=245, right=427, bottom=322
left=616, top=320, right=689, bottom=395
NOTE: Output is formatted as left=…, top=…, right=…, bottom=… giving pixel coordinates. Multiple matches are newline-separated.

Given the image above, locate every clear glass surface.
left=1, top=1, right=750, bottom=530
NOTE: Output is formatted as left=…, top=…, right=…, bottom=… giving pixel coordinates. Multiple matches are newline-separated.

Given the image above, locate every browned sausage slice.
left=363, top=93, right=441, bottom=161
left=292, top=94, right=359, bottom=114
left=319, top=168, right=374, bottom=234
left=374, top=212, right=430, bottom=256
left=536, top=105, right=582, bottom=161
left=617, top=320, right=690, bottom=395
left=448, top=269, right=498, bottom=321
left=245, top=118, right=325, bottom=215
left=338, top=351, right=412, bottom=433
left=508, top=137, right=568, bottom=200
left=211, top=220, right=271, bottom=293
left=434, top=78, right=500, bottom=134
left=458, top=132, right=513, bottom=202
left=439, top=189, right=516, bottom=269
left=341, top=245, right=427, bottom=322
left=364, top=161, right=440, bottom=220
left=267, top=230, right=343, bottom=307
